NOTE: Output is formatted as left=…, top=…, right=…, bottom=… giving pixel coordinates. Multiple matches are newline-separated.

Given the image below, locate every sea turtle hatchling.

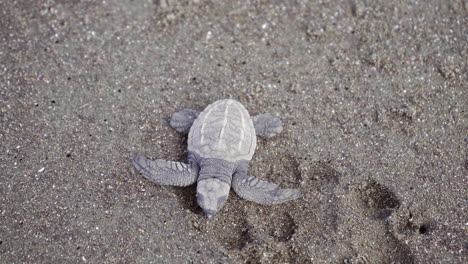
left=133, top=99, right=301, bottom=217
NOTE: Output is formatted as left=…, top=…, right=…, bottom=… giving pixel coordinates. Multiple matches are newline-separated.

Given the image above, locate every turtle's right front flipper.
left=132, top=156, right=198, bottom=187
left=170, top=109, right=200, bottom=133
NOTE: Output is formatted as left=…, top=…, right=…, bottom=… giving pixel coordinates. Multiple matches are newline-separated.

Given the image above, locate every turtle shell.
left=188, top=99, right=257, bottom=162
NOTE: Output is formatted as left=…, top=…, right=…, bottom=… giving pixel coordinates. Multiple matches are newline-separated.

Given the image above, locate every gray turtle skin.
left=133, top=99, right=301, bottom=217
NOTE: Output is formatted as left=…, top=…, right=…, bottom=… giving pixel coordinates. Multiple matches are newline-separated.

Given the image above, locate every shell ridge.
left=189, top=99, right=256, bottom=162
left=232, top=102, right=245, bottom=152
left=216, top=100, right=232, bottom=150
left=199, top=106, right=215, bottom=145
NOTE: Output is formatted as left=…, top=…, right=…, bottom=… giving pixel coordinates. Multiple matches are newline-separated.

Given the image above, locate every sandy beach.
left=1, top=0, right=466, bottom=263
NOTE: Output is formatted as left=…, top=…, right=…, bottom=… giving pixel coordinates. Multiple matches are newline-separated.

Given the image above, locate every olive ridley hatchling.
left=133, top=99, right=301, bottom=217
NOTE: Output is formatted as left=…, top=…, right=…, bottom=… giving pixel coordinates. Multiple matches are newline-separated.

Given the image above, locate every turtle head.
left=196, top=178, right=230, bottom=218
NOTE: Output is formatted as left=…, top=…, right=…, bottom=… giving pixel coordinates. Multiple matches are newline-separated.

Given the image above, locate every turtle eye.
left=217, top=195, right=228, bottom=209
left=197, top=193, right=205, bottom=204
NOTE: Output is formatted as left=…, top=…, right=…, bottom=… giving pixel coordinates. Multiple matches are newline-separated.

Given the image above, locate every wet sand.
left=1, top=0, right=466, bottom=263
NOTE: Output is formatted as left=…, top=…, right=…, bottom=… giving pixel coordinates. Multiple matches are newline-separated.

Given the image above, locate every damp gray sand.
left=0, top=1, right=466, bottom=263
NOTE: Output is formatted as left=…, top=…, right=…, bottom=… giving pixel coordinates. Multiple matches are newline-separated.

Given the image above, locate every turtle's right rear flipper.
left=169, top=109, right=200, bottom=133
left=132, top=156, right=198, bottom=187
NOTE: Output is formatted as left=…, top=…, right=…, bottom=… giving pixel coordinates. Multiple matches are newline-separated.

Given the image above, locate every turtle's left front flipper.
left=232, top=172, right=301, bottom=205
left=133, top=156, right=198, bottom=187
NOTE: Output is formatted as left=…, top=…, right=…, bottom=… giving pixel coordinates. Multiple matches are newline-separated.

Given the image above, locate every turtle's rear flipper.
left=251, top=113, right=283, bottom=137
left=231, top=172, right=301, bottom=205
left=169, top=109, right=200, bottom=133
left=133, top=156, right=198, bottom=187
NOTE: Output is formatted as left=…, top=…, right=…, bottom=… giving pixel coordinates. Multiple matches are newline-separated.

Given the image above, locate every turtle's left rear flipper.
left=133, top=156, right=198, bottom=187
left=251, top=113, right=283, bottom=137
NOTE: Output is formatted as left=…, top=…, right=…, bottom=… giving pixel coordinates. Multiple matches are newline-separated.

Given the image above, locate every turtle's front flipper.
left=133, top=156, right=198, bottom=187
left=232, top=172, right=301, bottom=205
left=251, top=113, right=283, bottom=137
left=170, top=109, right=200, bottom=133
